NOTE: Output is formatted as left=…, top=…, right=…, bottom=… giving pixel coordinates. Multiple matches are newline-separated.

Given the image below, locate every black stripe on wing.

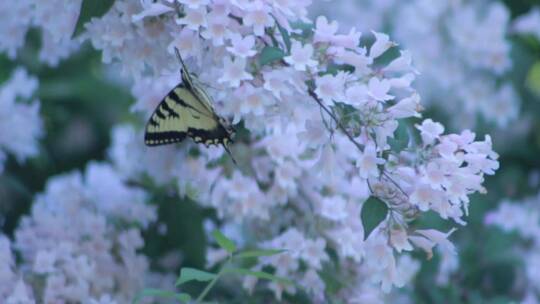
left=145, top=130, right=187, bottom=146
left=188, top=125, right=232, bottom=147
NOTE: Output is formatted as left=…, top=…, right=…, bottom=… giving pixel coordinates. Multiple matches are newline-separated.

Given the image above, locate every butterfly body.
left=144, top=49, right=235, bottom=150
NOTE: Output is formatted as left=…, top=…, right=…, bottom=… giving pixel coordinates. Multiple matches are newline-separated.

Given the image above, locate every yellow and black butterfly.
left=145, top=48, right=236, bottom=162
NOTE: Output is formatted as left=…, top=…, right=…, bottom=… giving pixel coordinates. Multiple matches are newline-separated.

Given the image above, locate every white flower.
left=332, top=227, right=364, bottom=262
left=314, top=16, right=338, bottom=43
left=201, top=12, right=230, bottom=46
left=319, top=196, right=348, bottom=221
left=410, top=183, right=439, bottom=211
left=263, top=69, right=293, bottom=100
left=0, top=68, right=42, bottom=172
left=284, top=41, right=318, bottom=71
left=33, top=250, right=57, bottom=274
left=369, top=31, right=394, bottom=59
left=388, top=93, right=421, bottom=119
left=176, top=6, right=207, bottom=30
left=513, top=7, right=540, bottom=39
left=368, top=77, right=393, bottom=102
left=356, top=144, right=384, bottom=179
left=345, top=84, right=369, bottom=106
left=243, top=1, right=274, bottom=36
left=416, top=119, right=444, bottom=145
left=178, top=0, right=209, bottom=9
left=132, top=1, right=174, bottom=22
left=218, top=56, right=253, bottom=88
left=226, top=33, right=257, bottom=58
left=6, top=280, right=34, bottom=304
left=168, top=28, right=201, bottom=59
left=390, top=229, right=413, bottom=253
left=300, top=238, right=328, bottom=270
left=235, top=83, right=270, bottom=116
left=384, top=50, right=417, bottom=73
left=297, top=118, right=327, bottom=148
left=314, top=73, right=346, bottom=105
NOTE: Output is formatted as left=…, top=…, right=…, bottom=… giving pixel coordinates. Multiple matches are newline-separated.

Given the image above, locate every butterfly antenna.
left=222, top=143, right=238, bottom=166
left=174, top=47, right=188, bottom=73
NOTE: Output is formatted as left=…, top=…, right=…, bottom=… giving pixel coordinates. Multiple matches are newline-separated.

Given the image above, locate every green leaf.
left=212, top=230, right=237, bottom=253
left=388, top=120, right=410, bottom=152
left=132, top=289, right=191, bottom=304
left=176, top=268, right=217, bottom=286
left=272, top=16, right=291, bottom=53
left=73, top=0, right=116, bottom=38
left=527, top=61, right=540, bottom=96
left=259, top=46, right=286, bottom=66
left=360, top=197, right=389, bottom=240
left=224, top=268, right=293, bottom=285
left=236, top=249, right=285, bottom=259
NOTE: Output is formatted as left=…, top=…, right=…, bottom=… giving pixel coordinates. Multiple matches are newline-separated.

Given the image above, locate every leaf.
left=259, top=46, right=286, bottom=66
left=73, top=0, right=116, bottom=38
left=527, top=61, right=540, bottom=96
left=272, top=15, right=291, bottom=53
left=360, top=197, right=389, bottom=240
left=176, top=268, right=217, bottom=286
left=388, top=120, right=410, bottom=152
left=236, top=249, right=285, bottom=259
left=132, top=289, right=191, bottom=304
left=224, top=268, right=293, bottom=285
left=212, top=230, right=236, bottom=253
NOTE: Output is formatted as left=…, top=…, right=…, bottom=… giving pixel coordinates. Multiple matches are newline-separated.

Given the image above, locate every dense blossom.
left=0, top=0, right=506, bottom=302
left=313, top=0, right=519, bottom=129
left=0, top=162, right=167, bottom=303
left=95, top=0, right=498, bottom=300
left=513, top=7, right=540, bottom=40
left=0, top=0, right=82, bottom=66
left=0, top=68, right=42, bottom=174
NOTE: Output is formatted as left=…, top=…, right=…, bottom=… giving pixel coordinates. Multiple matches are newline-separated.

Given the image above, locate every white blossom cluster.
left=485, top=195, right=540, bottom=303
left=0, top=0, right=503, bottom=302
left=312, top=0, right=520, bottom=129
left=0, top=0, right=82, bottom=66
left=513, top=7, right=540, bottom=40
left=0, top=68, right=42, bottom=174
left=93, top=0, right=499, bottom=301
left=0, top=162, right=168, bottom=303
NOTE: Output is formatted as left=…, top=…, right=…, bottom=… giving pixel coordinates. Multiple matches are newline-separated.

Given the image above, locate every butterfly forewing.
left=144, top=83, right=232, bottom=147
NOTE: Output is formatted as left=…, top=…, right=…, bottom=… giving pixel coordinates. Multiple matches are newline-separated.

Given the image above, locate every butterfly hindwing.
left=144, top=84, right=232, bottom=147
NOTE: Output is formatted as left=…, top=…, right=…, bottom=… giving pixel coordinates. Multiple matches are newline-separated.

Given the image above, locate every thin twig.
left=307, top=89, right=364, bottom=151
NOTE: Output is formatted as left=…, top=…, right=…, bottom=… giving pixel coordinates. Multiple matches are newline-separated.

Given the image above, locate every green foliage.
left=259, top=46, right=286, bottom=66
left=235, top=249, right=285, bottom=259
left=136, top=230, right=290, bottom=303
left=176, top=268, right=217, bottom=286
left=133, top=289, right=191, bottom=304
left=73, top=0, right=116, bottom=37
left=272, top=15, right=291, bottom=53
left=212, top=230, right=237, bottom=253
left=361, top=197, right=389, bottom=240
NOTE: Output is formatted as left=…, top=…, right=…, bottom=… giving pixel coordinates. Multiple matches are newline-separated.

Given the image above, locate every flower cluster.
left=0, top=68, right=42, bottom=174
left=513, top=7, right=540, bottom=40
left=313, top=0, right=519, bottom=129
left=0, top=162, right=167, bottom=303
left=95, top=0, right=499, bottom=300
left=485, top=195, right=540, bottom=303
left=0, top=0, right=502, bottom=302
left=0, top=0, right=82, bottom=66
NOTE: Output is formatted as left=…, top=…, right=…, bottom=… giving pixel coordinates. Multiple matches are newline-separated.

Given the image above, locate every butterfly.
left=145, top=48, right=236, bottom=163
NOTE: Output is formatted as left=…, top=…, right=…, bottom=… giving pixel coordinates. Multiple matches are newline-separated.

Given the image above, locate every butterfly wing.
left=145, top=84, right=232, bottom=147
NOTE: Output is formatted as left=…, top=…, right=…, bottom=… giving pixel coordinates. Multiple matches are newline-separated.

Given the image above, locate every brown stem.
left=307, top=89, right=364, bottom=151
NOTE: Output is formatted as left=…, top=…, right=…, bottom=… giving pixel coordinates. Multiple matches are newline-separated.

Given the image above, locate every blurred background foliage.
left=1, top=1, right=540, bottom=303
